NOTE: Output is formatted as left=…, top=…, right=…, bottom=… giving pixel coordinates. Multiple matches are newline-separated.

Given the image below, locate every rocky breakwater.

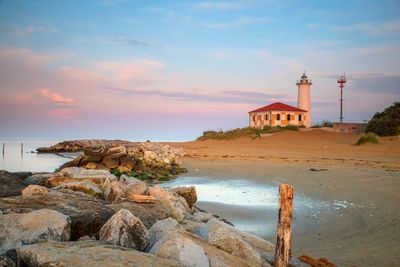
left=43, top=140, right=187, bottom=181
left=0, top=166, right=307, bottom=267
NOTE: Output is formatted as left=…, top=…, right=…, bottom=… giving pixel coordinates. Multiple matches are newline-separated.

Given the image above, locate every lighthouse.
left=296, top=72, right=312, bottom=128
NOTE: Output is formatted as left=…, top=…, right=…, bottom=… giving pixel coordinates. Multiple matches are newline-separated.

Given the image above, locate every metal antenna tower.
left=337, top=74, right=346, bottom=123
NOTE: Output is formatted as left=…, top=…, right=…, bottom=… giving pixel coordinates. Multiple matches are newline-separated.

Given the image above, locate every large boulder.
left=114, top=178, right=148, bottom=202
left=21, top=185, right=51, bottom=197
left=0, top=209, right=70, bottom=254
left=99, top=209, right=149, bottom=251
left=56, top=181, right=104, bottom=199
left=0, top=171, right=26, bottom=197
left=59, top=167, right=117, bottom=181
left=0, top=256, right=16, bottom=267
left=23, top=172, right=56, bottom=185
left=55, top=155, right=84, bottom=171
left=148, top=186, right=190, bottom=222
left=0, top=190, right=114, bottom=240
left=147, top=217, right=185, bottom=251
left=16, top=241, right=182, bottom=267
left=149, top=231, right=209, bottom=267
left=106, top=201, right=171, bottom=229
left=102, top=156, right=119, bottom=169
left=103, top=180, right=126, bottom=202
left=170, top=186, right=197, bottom=208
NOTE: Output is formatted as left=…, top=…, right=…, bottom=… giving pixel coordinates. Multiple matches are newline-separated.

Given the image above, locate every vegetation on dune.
left=197, top=125, right=303, bottom=141
left=311, top=120, right=333, bottom=128
left=355, top=132, right=379, bottom=145
left=365, top=101, right=400, bottom=136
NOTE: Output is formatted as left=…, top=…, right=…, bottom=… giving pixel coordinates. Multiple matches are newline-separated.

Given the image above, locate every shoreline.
left=178, top=158, right=400, bottom=267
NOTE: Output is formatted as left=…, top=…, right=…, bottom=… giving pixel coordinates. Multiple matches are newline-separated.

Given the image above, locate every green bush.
left=196, top=125, right=302, bottom=141
left=312, top=120, right=333, bottom=128
left=355, top=132, right=379, bottom=145
left=366, top=102, right=400, bottom=136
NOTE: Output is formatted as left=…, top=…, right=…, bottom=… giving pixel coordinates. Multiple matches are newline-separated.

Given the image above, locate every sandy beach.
left=168, top=129, right=400, bottom=266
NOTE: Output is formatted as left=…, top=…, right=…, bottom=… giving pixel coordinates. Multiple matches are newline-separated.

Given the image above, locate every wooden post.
left=21, top=142, right=23, bottom=154
left=2, top=143, right=4, bottom=155
left=274, top=184, right=294, bottom=267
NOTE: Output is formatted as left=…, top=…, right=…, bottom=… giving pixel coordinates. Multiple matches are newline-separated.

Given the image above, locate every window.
left=276, top=114, right=281, bottom=120
left=265, top=114, right=269, bottom=120
left=298, top=114, right=302, bottom=121
left=287, top=114, right=291, bottom=121
left=252, top=115, right=255, bottom=121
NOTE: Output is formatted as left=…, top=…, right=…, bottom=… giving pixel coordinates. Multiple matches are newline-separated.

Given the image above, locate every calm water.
left=0, top=140, right=71, bottom=172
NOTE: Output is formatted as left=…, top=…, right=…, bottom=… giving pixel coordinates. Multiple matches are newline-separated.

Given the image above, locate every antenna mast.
left=337, top=74, right=346, bottom=124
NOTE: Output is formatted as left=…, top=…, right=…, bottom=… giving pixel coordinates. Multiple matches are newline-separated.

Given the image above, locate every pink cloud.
left=38, top=88, right=75, bottom=104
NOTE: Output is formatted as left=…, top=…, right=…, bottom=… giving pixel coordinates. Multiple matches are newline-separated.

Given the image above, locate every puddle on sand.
left=161, top=176, right=355, bottom=239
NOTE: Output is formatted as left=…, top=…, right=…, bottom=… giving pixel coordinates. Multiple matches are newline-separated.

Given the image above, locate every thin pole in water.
left=2, top=143, right=4, bottom=155
left=21, top=142, right=23, bottom=154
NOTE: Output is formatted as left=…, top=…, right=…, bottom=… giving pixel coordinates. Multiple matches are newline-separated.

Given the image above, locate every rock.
left=106, top=202, right=171, bottom=229
left=0, top=256, right=16, bottom=267
left=181, top=219, right=208, bottom=238
left=117, top=165, right=131, bottom=173
left=16, top=240, right=182, bottom=267
left=55, top=155, right=84, bottom=171
left=80, top=155, right=103, bottom=166
left=77, top=235, right=96, bottom=241
left=202, top=219, right=262, bottom=266
left=23, top=173, right=56, bottom=185
left=95, top=163, right=110, bottom=171
left=120, top=156, right=136, bottom=170
left=147, top=217, right=185, bottom=251
left=84, top=147, right=108, bottom=157
left=57, top=181, right=104, bottom=199
left=143, top=150, right=157, bottom=163
left=102, top=156, right=120, bottom=169
left=0, top=209, right=71, bottom=254
left=59, top=167, right=116, bottom=180
left=149, top=231, right=209, bottom=267
left=85, top=162, right=98, bottom=169
left=21, top=185, right=50, bottom=197
left=170, top=186, right=197, bottom=208
left=120, top=174, right=143, bottom=185
left=99, top=209, right=149, bottom=251
left=0, top=191, right=114, bottom=240
left=0, top=170, right=26, bottom=197
left=10, top=171, right=32, bottom=180
left=107, top=145, right=127, bottom=155
left=148, top=186, right=190, bottom=222
left=193, top=211, right=214, bottom=223
left=114, top=178, right=148, bottom=202
left=103, top=180, right=126, bottom=202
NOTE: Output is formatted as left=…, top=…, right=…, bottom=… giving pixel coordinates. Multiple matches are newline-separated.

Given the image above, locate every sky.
left=0, top=0, right=399, bottom=141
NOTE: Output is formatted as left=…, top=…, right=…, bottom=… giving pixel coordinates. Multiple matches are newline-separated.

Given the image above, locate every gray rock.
left=0, top=209, right=71, bottom=254
left=99, top=209, right=149, bottom=251
left=56, top=180, right=104, bottom=199
left=16, top=240, right=182, bottom=267
left=147, top=217, right=185, bottom=251
left=170, top=186, right=197, bottom=208
left=23, top=173, right=56, bottom=185
left=148, top=186, right=190, bottom=222
left=193, top=211, right=214, bottom=223
left=149, top=231, right=209, bottom=267
left=0, top=256, right=15, bottom=267
left=59, top=167, right=117, bottom=181
left=0, top=170, right=26, bottom=198
left=0, top=190, right=114, bottom=240
left=21, top=185, right=51, bottom=197
left=106, top=201, right=171, bottom=229
left=103, top=180, right=126, bottom=202
left=114, top=179, right=148, bottom=202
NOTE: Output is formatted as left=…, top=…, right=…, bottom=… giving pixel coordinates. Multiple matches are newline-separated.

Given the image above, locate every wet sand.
left=167, top=130, right=400, bottom=266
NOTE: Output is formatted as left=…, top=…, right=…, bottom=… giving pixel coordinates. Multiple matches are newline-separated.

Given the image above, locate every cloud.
left=106, top=37, right=161, bottom=48
left=203, top=17, right=270, bottom=29
left=331, top=20, right=400, bottom=36
left=38, top=88, right=75, bottom=104
left=350, top=74, right=400, bottom=94
left=7, top=25, right=58, bottom=36
left=194, top=1, right=252, bottom=10
left=102, top=86, right=288, bottom=105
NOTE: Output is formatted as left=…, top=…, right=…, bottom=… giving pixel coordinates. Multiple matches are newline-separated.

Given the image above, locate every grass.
left=311, top=120, right=333, bottom=128
left=355, top=132, right=379, bottom=145
left=196, top=125, right=302, bottom=141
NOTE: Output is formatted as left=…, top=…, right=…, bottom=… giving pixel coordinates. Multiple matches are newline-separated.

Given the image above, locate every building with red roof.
left=249, top=73, right=312, bottom=128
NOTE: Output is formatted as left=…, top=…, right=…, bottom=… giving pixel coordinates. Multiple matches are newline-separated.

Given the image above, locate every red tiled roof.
left=248, top=102, right=307, bottom=113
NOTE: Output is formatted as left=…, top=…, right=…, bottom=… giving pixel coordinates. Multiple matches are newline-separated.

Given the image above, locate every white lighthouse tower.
left=296, top=72, right=312, bottom=128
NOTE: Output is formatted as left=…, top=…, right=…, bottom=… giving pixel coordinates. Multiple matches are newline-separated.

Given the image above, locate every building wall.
left=332, top=123, right=367, bottom=134
left=297, top=83, right=311, bottom=128
left=249, top=111, right=307, bottom=128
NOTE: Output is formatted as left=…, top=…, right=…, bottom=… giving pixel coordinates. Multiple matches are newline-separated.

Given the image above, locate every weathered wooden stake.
left=2, top=143, right=4, bottom=155
left=21, top=142, right=23, bottom=154
left=274, top=183, right=294, bottom=267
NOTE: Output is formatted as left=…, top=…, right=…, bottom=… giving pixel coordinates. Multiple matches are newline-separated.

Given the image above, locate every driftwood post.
left=21, top=142, right=23, bottom=154
left=275, top=184, right=294, bottom=267
left=2, top=143, right=4, bottom=155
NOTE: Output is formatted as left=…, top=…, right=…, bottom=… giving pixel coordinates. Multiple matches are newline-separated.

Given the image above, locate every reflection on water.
left=161, top=176, right=331, bottom=239
left=0, top=141, right=71, bottom=172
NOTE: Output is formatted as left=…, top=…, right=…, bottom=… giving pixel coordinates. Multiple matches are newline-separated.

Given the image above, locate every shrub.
left=355, top=132, right=379, bottom=145
left=312, top=120, right=333, bottom=128
left=366, top=102, right=400, bottom=136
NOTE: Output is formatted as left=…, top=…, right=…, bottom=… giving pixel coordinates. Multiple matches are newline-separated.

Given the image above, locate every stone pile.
left=51, top=141, right=186, bottom=181
left=0, top=167, right=307, bottom=267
